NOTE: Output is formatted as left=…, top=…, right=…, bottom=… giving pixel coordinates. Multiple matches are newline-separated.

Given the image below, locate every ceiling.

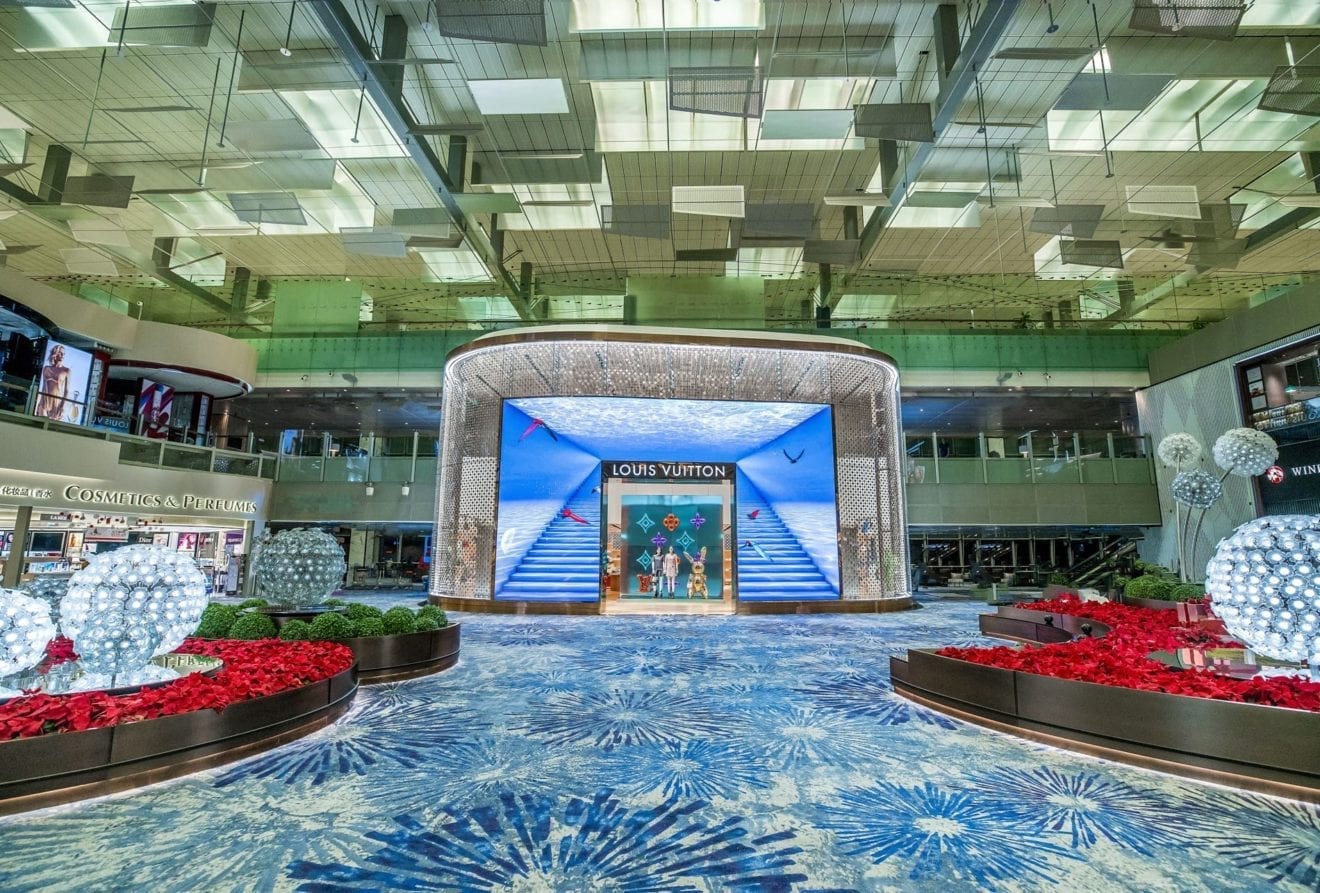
left=0, top=1, right=1317, bottom=335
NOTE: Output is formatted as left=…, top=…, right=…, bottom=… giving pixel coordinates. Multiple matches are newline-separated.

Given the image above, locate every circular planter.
left=0, top=664, right=357, bottom=815
left=343, top=623, right=461, bottom=683
left=255, top=604, right=347, bottom=630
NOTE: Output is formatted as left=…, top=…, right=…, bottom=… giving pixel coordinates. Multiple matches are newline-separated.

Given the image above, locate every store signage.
left=59, top=485, right=257, bottom=515
left=92, top=414, right=131, bottom=432
left=602, top=461, right=735, bottom=481
left=0, top=484, right=55, bottom=500
left=1260, top=440, right=1320, bottom=515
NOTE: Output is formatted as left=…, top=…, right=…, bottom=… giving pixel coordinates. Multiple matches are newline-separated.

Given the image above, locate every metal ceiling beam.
left=310, top=2, right=534, bottom=321
left=842, top=0, right=1021, bottom=308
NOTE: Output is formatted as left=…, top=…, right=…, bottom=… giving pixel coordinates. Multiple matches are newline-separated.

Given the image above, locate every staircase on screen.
left=737, top=495, right=836, bottom=599
left=500, top=479, right=601, bottom=600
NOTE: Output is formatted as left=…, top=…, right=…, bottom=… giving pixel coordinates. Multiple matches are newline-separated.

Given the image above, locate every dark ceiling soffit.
left=309, top=0, right=533, bottom=321
left=845, top=0, right=1022, bottom=308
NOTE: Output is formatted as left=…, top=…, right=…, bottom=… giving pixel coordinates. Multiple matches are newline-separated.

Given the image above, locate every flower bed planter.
left=1120, top=594, right=1180, bottom=611
left=893, top=602, right=1320, bottom=797
left=0, top=639, right=357, bottom=815
left=346, top=623, right=461, bottom=683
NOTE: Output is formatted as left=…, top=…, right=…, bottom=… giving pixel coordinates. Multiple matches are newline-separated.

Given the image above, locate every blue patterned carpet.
left=2, top=598, right=1319, bottom=892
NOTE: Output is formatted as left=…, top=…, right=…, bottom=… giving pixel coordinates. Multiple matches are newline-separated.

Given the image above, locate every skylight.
left=571, top=0, right=763, bottom=32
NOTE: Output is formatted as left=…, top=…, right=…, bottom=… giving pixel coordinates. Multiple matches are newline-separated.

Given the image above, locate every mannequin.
left=651, top=547, right=664, bottom=598
left=660, top=546, right=680, bottom=598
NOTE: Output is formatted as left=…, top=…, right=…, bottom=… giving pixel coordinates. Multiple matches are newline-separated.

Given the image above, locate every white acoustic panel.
left=392, top=207, right=453, bottom=237
left=760, top=109, right=854, bottom=140
left=341, top=228, right=409, bottom=258
left=468, top=79, right=568, bottom=115
left=68, top=219, right=131, bottom=248
left=223, top=119, right=320, bottom=153
left=823, top=193, right=889, bottom=206
left=672, top=185, right=745, bottom=219
left=60, top=247, right=118, bottom=276
left=1125, top=185, right=1201, bottom=219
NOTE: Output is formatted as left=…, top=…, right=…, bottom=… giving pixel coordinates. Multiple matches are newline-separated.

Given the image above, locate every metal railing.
left=904, top=430, right=1155, bottom=486
left=0, top=407, right=275, bottom=480
left=274, top=431, right=436, bottom=485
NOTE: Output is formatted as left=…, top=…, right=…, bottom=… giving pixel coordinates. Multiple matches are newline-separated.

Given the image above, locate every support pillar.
left=3, top=506, right=32, bottom=588
left=933, top=4, right=961, bottom=91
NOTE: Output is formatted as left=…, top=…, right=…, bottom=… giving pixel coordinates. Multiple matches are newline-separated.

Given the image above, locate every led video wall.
left=491, top=396, right=840, bottom=602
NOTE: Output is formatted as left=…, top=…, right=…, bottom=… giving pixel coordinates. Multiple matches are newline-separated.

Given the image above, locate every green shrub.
left=351, top=617, right=386, bottom=638
left=1133, top=561, right=1174, bottom=578
left=382, top=606, right=418, bottom=635
left=344, top=603, right=384, bottom=621
left=1125, top=575, right=1174, bottom=601
left=309, top=611, right=354, bottom=641
left=279, top=619, right=312, bottom=641
left=238, top=598, right=269, bottom=610
left=1169, top=582, right=1205, bottom=603
left=1112, top=574, right=1131, bottom=592
left=1047, top=571, right=1072, bottom=587
left=228, top=612, right=278, bottom=640
left=323, top=598, right=348, bottom=607
left=414, top=616, right=439, bottom=632
left=416, top=605, right=447, bottom=627
left=195, top=604, right=239, bottom=638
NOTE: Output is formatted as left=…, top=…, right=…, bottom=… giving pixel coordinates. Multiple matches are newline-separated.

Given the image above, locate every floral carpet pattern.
left=2, top=598, right=1320, bottom=892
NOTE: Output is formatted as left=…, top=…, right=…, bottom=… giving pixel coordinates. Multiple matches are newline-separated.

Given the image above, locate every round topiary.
left=351, top=617, right=386, bottom=638
left=279, top=619, right=312, bottom=641
left=228, top=612, right=277, bottom=640
left=382, top=607, right=417, bottom=636
left=413, top=616, right=439, bottom=632
left=1125, top=575, right=1174, bottom=601
left=344, top=603, right=384, bottom=621
left=238, top=598, right=269, bottom=610
left=1169, top=582, right=1205, bottom=603
left=195, top=604, right=240, bottom=639
left=309, top=611, right=354, bottom=641
left=416, top=605, right=447, bottom=627
left=323, top=598, right=348, bottom=607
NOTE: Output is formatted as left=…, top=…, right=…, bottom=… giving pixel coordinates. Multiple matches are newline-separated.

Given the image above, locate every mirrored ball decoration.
left=61, top=545, right=209, bottom=677
left=1157, top=433, right=1202, bottom=468
left=253, top=528, right=347, bottom=607
left=1204, top=515, right=1320, bottom=667
left=19, top=575, right=69, bottom=625
left=0, top=589, right=57, bottom=678
left=1212, top=427, right=1278, bottom=477
left=1171, top=470, right=1223, bottom=509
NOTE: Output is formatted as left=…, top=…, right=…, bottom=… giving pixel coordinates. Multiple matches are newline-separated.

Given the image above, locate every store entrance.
left=601, top=464, right=735, bottom=615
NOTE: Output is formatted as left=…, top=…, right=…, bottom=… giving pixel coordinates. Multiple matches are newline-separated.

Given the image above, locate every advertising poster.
left=177, top=532, right=198, bottom=553
left=32, top=339, right=94, bottom=424
left=138, top=379, right=175, bottom=439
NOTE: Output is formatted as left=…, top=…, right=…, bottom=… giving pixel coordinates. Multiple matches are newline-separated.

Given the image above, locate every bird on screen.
left=518, top=418, right=559, bottom=442
left=746, top=509, right=760, bottom=521
left=561, top=508, right=590, bottom=525
left=741, top=539, right=772, bottom=562
left=783, top=448, right=805, bottom=463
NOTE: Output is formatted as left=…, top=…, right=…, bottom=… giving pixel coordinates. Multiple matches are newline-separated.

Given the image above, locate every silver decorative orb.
left=71, top=613, right=161, bottom=678
left=1157, top=433, right=1202, bottom=468
left=1205, top=515, right=1320, bottom=665
left=1212, top=428, right=1278, bottom=477
left=1171, top=470, right=1223, bottom=509
left=62, top=545, right=209, bottom=669
left=19, top=575, right=69, bottom=625
left=253, top=528, right=346, bottom=607
left=0, top=589, right=57, bottom=677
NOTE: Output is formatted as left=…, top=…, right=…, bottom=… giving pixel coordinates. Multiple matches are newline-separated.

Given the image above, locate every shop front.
left=0, top=421, right=269, bottom=592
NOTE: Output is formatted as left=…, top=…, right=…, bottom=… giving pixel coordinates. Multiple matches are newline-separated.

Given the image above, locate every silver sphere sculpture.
left=0, top=589, right=57, bottom=678
left=1157, top=433, right=1202, bottom=468
left=253, top=528, right=347, bottom=607
left=19, top=575, right=70, bottom=625
left=1171, top=470, right=1223, bottom=509
left=1205, top=515, right=1320, bottom=667
left=1212, top=427, right=1278, bottom=477
left=62, top=545, right=209, bottom=676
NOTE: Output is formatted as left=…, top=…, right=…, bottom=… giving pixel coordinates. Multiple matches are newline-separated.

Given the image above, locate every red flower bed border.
left=938, top=597, right=1320, bottom=713
left=0, top=638, right=354, bottom=741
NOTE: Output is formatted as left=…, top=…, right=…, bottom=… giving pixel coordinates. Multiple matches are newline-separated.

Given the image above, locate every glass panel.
left=936, top=458, right=984, bottom=483
left=905, top=435, right=934, bottom=457
left=905, top=457, right=935, bottom=484
left=1080, top=458, right=1115, bottom=484
left=986, top=458, right=1030, bottom=483
left=415, top=459, right=439, bottom=483
left=323, top=456, right=369, bottom=483
left=1033, top=455, right=1082, bottom=483
left=212, top=452, right=260, bottom=477
left=278, top=456, right=324, bottom=482
left=369, top=457, right=414, bottom=482
left=161, top=445, right=211, bottom=471
left=115, top=438, right=163, bottom=466
left=1114, top=458, right=1154, bottom=484
left=1112, top=435, right=1149, bottom=459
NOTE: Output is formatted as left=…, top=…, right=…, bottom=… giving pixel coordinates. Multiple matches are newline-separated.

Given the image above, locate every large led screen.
left=492, top=396, right=841, bottom=602
left=31, top=339, right=93, bottom=425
